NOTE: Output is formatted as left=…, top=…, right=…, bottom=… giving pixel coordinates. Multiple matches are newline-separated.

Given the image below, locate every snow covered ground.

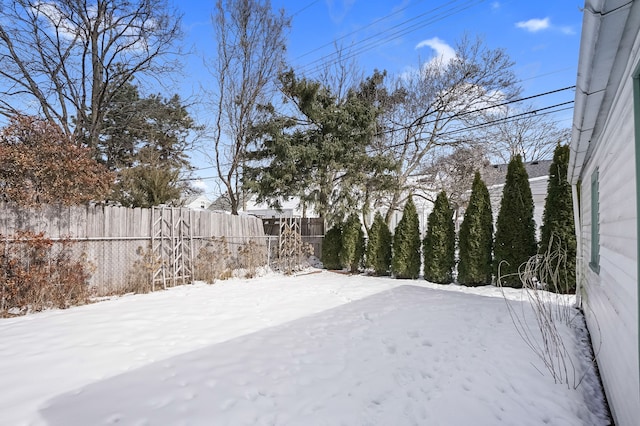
left=0, top=270, right=608, bottom=425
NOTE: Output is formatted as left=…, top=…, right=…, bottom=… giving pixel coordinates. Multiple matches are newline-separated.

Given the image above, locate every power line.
left=295, top=0, right=429, bottom=60
left=297, top=0, right=486, bottom=76
left=375, top=85, right=576, bottom=136
left=186, top=101, right=574, bottom=181
left=291, top=0, right=321, bottom=17
left=186, top=85, right=576, bottom=175
left=381, top=101, right=574, bottom=150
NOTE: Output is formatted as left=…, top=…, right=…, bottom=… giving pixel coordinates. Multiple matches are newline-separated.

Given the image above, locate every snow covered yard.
left=0, top=271, right=608, bottom=425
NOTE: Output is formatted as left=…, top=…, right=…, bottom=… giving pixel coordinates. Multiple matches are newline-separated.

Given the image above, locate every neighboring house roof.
left=182, top=194, right=212, bottom=210
left=489, top=159, right=553, bottom=186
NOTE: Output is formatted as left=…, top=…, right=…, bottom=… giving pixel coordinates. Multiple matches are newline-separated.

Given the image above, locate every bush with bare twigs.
left=0, top=231, right=92, bottom=315
left=497, top=245, right=600, bottom=389
left=194, top=237, right=232, bottom=283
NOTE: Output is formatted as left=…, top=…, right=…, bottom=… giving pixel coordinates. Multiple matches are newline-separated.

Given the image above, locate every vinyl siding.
left=579, top=52, right=640, bottom=425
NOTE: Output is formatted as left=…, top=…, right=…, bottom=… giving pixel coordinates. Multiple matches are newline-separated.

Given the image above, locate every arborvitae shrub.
left=366, top=212, right=392, bottom=276
left=340, top=214, right=365, bottom=273
left=458, top=172, right=494, bottom=286
left=539, top=144, right=576, bottom=293
left=322, top=224, right=343, bottom=270
left=391, top=196, right=421, bottom=279
left=423, top=191, right=456, bottom=284
left=494, top=155, right=537, bottom=287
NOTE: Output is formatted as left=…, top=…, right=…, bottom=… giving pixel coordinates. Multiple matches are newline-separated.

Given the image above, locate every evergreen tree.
left=340, top=214, right=365, bottom=273
left=246, top=70, right=395, bottom=223
left=322, top=224, right=343, bottom=270
left=391, top=196, right=421, bottom=279
left=423, top=191, right=456, bottom=284
left=494, top=155, right=537, bottom=287
left=99, top=82, right=200, bottom=207
left=458, top=172, right=494, bottom=286
left=539, top=144, right=576, bottom=293
left=366, top=212, right=392, bottom=276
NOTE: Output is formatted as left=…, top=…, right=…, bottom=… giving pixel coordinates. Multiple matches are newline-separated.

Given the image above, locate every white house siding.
left=575, top=23, right=640, bottom=424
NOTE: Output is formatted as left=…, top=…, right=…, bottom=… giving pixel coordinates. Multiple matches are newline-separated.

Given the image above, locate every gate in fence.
left=151, top=207, right=194, bottom=290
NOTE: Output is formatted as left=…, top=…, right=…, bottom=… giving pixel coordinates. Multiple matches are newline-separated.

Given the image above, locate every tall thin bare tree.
left=208, top=0, right=289, bottom=215
left=0, top=0, right=183, bottom=152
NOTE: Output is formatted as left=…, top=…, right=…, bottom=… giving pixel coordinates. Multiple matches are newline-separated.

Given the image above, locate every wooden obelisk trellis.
left=151, top=207, right=194, bottom=290
left=279, top=217, right=301, bottom=274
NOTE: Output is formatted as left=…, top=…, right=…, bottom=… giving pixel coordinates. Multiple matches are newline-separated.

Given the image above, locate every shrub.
left=458, top=172, right=494, bottom=286
left=194, top=237, right=232, bottom=283
left=237, top=240, right=267, bottom=278
left=0, top=231, right=92, bottom=315
left=365, top=212, right=392, bottom=276
left=322, top=224, right=343, bottom=270
left=539, top=144, right=576, bottom=293
left=423, top=191, right=455, bottom=284
left=125, top=245, right=163, bottom=293
left=391, top=196, right=421, bottom=279
left=494, top=155, right=537, bottom=287
left=340, top=214, right=365, bottom=273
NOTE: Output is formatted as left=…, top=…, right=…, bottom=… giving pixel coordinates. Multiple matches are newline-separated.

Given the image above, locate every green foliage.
left=366, top=212, right=393, bottom=276
left=246, top=70, right=396, bottom=224
left=99, top=82, right=199, bottom=207
left=423, top=191, right=456, bottom=284
left=322, top=224, right=343, bottom=270
left=458, top=172, right=494, bottom=286
left=391, top=196, right=421, bottom=279
left=539, top=144, right=576, bottom=293
left=340, top=214, right=365, bottom=273
left=494, top=155, right=538, bottom=287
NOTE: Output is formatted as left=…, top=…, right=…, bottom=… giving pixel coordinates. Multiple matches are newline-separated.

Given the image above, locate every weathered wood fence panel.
left=262, top=217, right=325, bottom=259
left=0, top=203, right=265, bottom=294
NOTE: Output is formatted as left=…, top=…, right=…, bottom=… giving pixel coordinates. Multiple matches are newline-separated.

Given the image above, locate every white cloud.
left=491, top=2, right=500, bottom=10
left=192, top=180, right=208, bottom=191
left=515, top=17, right=550, bottom=33
left=415, top=37, right=456, bottom=64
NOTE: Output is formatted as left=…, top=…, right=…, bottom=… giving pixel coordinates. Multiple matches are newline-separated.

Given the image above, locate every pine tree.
left=539, top=144, right=576, bottom=293
left=458, top=172, right=494, bottom=286
left=322, top=224, right=343, bottom=270
left=423, top=191, right=456, bottom=284
left=340, top=214, right=365, bottom=273
left=391, top=196, right=421, bottom=279
left=494, top=155, right=537, bottom=287
left=366, top=212, right=392, bottom=276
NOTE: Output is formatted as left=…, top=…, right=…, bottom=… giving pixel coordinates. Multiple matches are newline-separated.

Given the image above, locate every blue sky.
left=175, top=0, right=584, bottom=195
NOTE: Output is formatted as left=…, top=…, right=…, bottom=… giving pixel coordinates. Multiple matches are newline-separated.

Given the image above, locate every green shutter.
left=590, top=169, right=600, bottom=273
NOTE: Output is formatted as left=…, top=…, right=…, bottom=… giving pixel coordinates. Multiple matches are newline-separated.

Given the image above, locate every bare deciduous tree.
left=419, top=145, right=499, bottom=226
left=0, top=0, right=183, bottom=151
left=483, top=105, right=571, bottom=164
left=378, top=36, right=519, bottom=224
left=208, top=0, right=289, bottom=215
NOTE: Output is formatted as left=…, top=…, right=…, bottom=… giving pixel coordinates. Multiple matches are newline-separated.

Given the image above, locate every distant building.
left=182, top=194, right=212, bottom=210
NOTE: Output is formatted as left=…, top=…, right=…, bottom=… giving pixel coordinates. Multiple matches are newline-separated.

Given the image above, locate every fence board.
left=0, top=203, right=265, bottom=294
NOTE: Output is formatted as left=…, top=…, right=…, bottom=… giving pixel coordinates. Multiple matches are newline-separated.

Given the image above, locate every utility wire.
left=295, top=0, right=429, bottom=60
left=184, top=100, right=574, bottom=181
left=297, top=0, right=486, bottom=75
left=187, top=85, right=575, bottom=174
left=292, top=0, right=321, bottom=17
left=375, top=85, right=575, bottom=136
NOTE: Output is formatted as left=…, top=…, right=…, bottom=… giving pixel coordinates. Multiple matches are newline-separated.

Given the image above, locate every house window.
left=589, top=169, right=600, bottom=273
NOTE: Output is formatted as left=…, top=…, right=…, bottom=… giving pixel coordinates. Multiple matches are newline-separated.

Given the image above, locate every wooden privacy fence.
left=0, top=203, right=266, bottom=294
left=262, top=217, right=325, bottom=260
